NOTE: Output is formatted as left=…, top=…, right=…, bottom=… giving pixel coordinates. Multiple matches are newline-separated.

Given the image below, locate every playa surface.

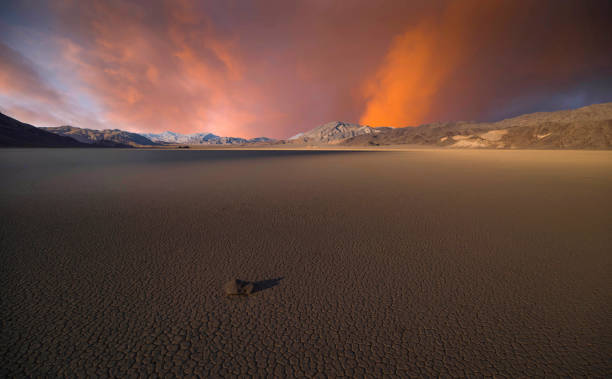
left=1, top=149, right=611, bottom=376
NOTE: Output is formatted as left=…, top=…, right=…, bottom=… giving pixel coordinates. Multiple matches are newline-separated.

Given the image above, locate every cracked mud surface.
left=1, top=149, right=611, bottom=377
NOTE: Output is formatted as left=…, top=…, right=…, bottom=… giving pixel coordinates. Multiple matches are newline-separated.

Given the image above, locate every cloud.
left=360, top=0, right=612, bottom=126
left=0, top=41, right=63, bottom=105
left=0, top=40, right=92, bottom=127
left=1, top=0, right=610, bottom=137
left=38, top=0, right=298, bottom=137
left=3, top=0, right=438, bottom=137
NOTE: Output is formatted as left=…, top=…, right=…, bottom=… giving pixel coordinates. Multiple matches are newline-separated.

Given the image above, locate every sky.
left=0, top=0, right=611, bottom=139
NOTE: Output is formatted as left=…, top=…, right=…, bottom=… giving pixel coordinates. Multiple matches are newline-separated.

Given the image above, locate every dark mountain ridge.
left=0, top=112, right=88, bottom=147
left=42, top=125, right=158, bottom=147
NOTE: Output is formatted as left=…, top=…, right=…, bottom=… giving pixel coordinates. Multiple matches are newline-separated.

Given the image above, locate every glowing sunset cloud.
left=0, top=0, right=610, bottom=137
left=360, top=1, right=482, bottom=126
left=360, top=0, right=612, bottom=127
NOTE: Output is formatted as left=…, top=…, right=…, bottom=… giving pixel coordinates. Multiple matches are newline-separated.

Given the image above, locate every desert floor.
left=1, top=149, right=611, bottom=377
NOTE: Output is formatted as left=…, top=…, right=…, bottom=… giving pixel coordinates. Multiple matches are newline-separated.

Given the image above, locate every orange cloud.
left=1, top=0, right=610, bottom=137
left=48, top=0, right=263, bottom=137
left=359, top=1, right=507, bottom=126
left=360, top=0, right=612, bottom=127
left=360, top=22, right=451, bottom=126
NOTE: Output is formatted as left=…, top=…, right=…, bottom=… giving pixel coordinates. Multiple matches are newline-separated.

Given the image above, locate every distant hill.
left=285, top=103, right=612, bottom=149
left=4, top=102, right=611, bottom=149
left=286, top=121, right=388, bottom=145
left=248, top=136, right=276, bottom=144
left=43, top=125, right=158, bottom=147
left=141, top=131, right=275, bottom=145
left=0, top=112, right=90, bottom=147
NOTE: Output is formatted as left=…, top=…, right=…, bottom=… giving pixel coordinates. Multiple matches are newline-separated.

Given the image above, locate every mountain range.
left=1, top=102, right=611, bottom=148
left=287, top=121, right=388, bottom=144
left=42, top=126, right=158, bottom=147
left=140, top=131, right=275, bottom=145
left=285, top=102, right=612, bottom=149
left=0, top=112, right=111, bottom=147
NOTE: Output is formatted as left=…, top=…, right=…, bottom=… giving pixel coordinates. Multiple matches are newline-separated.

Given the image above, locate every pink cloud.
left=1, top=0, right=610, bottom=138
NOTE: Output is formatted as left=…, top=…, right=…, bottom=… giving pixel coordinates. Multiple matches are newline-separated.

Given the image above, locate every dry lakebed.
left=1, top=148, right=611, bottom=377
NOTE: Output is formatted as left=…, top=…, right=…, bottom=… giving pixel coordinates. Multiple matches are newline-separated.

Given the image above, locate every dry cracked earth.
left=1, top=149, right=611, bottom=377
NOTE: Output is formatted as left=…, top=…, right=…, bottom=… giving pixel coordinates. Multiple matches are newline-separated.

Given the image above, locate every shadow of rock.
left=251, top=277, right=283, bottom=294
left=224, top=277, right=283, bottom=297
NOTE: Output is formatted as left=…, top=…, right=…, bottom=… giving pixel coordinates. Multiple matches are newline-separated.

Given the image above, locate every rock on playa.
left=224, top=279, right=254, bottom=297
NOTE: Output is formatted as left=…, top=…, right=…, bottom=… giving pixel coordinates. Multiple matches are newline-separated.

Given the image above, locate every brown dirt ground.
left=1, top=148, right=611, bottom=377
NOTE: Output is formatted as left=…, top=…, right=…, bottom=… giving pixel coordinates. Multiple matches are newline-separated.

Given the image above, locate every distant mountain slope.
left=141, top=131, right=275, bottom=145
left=287, top=121, right=388, bottom=145
left=43, top=125, right=158, bottom=147
left=4, top=102, right=610, bottom=149
left=0, top=112, right=89, bottom=147
left=493, top=102, right=612, bottom=128
left=339, top=102, right=612, bottom=149
left=248, top=137, right=276, bottom=143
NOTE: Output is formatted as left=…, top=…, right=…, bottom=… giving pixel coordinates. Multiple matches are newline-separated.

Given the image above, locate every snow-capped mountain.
left=140, top=131, right=275, bottom=145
